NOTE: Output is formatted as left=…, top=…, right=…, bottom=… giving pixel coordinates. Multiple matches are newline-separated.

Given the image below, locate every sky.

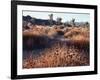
left=23, top=11, right=90, bottom=22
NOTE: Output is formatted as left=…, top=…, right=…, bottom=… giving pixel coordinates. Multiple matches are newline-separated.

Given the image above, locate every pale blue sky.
left=23, top=11, right=90, bottom=22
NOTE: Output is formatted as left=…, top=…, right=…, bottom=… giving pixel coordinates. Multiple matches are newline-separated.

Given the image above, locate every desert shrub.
left=52, top=26, right=65, bottom=36
left=54, top=28, right=64, bottom=35
left=58, top=25, right=65, bottom=29
left=57, top=30, right=64, bottom=35
left=64, top=27, right=89, bottom=39
left=64, top=28, right=80, bottom=38
left=47, top=28, right=58, bottom=39
left=64, top=27, right=89, bottom=50
left=63, top=27, right=73, bottom=33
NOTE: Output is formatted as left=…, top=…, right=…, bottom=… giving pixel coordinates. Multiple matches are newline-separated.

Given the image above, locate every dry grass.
left=64, top=27, right=89, bottom=39
left=64, top=27, right=89, bottom=49
left=23, top=41, right=89, bottom=68
left=23, top=27, right=46, bottom=37
left=23, top=25, right=90, bottom=68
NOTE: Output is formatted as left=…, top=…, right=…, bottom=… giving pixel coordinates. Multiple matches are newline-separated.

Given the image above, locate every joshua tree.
left=71, top=18, right=75, bottom=27
left=85, top=22, right=89, bottom=27
left=56, top=17, right=62, bottom=25
left=48, top=14, right=53, bottom=27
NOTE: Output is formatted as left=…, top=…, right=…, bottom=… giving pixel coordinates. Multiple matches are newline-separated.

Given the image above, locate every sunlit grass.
left=23, top=26, right=90, bottom=68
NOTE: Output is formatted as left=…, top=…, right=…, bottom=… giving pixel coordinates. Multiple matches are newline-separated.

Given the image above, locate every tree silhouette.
left=56, top=17, right=62, bottom=25
left=85, top=22, right=89, bottom=27
left=48, top=14, right=53, bottom=27
left=71, top=18, right=75, bottom=27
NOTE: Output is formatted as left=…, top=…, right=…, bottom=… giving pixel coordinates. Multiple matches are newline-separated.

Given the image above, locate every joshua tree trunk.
left=49, top=14, right=53, bottom=27
left=72, top=18, right=75, bottom=27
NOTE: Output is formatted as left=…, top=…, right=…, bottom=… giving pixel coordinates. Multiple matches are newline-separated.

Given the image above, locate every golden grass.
left=23, top=42, right=89, bottom=68
left=23, top=25, right=90, bottom=68
left=64, top=27, right=89, bottom=44
left=64, top=27, right=89, bottom=38
left=23, top=28, right=46, bottom=37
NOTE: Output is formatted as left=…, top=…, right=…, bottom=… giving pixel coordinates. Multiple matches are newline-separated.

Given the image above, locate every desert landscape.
left=22, top=13, right=90, bottom=68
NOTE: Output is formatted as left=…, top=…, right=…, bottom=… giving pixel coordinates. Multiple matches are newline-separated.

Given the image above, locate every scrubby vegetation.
left=23, top=25, right=90, bottom=68
left=22, top=14, right=90, bottom=68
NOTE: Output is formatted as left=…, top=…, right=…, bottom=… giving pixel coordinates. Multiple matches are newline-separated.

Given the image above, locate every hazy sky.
left=23, top=11, right=90, bottom=22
